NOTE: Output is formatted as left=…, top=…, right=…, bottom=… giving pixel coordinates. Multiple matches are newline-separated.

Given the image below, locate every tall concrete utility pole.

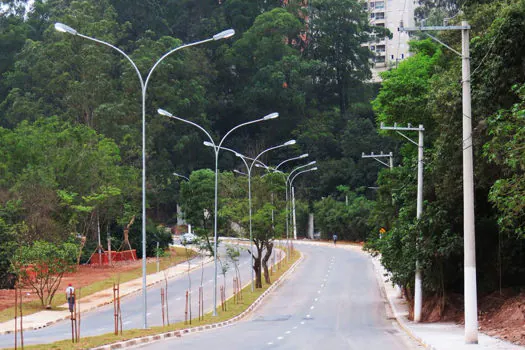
left=380, top=123, right=424, bottom=323
left=399, top=21, right=477, bottom=344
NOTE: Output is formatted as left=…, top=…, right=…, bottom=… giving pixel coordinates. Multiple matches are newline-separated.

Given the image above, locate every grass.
left=0, top=247, right=196, bottom=324
left=10, top=249, right=301, bottom=350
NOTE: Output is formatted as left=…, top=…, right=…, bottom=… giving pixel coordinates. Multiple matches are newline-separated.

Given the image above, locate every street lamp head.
left=284, top=140, right=296, bottom=146
left=157, top=108, right=173, bottom=117
left=308, top=161, right=316, bottom=166
left=213, top=29, right=235, bottom=40
left=203, top=141, right=214, bottom=147
left=255, top=163, right=267, bottom=169
left=311, top=167, right=318, bottom=171
left=54, top=22, right=78, bottom=35
left=300, top=153, right=308, bottom=158
left=263, top=112, right=279, bottom=120
left=234, top=152, right=243, bottom=158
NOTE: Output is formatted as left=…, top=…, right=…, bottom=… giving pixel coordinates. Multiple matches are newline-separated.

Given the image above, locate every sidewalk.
left=369, top=254, right=524, bottom=350
left=0, top=252, right=213, bottom=334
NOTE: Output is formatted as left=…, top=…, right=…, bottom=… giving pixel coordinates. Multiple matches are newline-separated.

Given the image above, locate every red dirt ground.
left=423, top=290, right=525, bottom=346
left=0, top=259, right=149, bottom=312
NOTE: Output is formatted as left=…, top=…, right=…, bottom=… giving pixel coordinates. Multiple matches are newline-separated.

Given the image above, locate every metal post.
left=248, top=170, right=254, bottom=292
left=292, top=186, right=297, bottom=239
left=285, top=183, right=289, bottom=257
left=141, top=88, right=147, bottom=328
left=213, top=151, right=219, bottom=315
left=462, top=20, right=478, bottom=344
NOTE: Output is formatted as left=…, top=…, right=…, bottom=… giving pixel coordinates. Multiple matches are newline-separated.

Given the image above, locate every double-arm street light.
left=55, top=22, right=234, bottom=329
left=285, top=161, right=316, bottom=240
left=157, top=108, right=278, bottom=314
left=232, top=140, right=297, bottom=291
left=288, top=167, right=318, bottom=241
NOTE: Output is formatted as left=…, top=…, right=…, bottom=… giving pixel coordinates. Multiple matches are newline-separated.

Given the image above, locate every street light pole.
left=380, top=123, right=424, bottom=322
left=399, top=21, right=477, bottom=343
left=285, top=162, right=316, bottom=240
left=289, top=167, right=318, bottom=241
left=235, top=140, right=297, bottom=291
left=55, top=22, right=234, bottom=329
left=158, top=109, right=278, bottom=314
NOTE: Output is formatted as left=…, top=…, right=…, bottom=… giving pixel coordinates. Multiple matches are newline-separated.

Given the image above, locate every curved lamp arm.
left=158, top=109, right=216, bottom=146
left=290, top=167, right=318, bottom=186
left=275, top=153, right=309, bottom=170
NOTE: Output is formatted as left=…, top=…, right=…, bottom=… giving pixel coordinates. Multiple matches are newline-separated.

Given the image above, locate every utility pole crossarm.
left=380, top=123, right=423, bottom=146
left=361, top=152, right=393, bottom=168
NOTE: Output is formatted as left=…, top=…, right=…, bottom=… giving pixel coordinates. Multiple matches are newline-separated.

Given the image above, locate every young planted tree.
left=226, top=244, right=242, bottom=289
left=11, top=240, right=78, bottom=308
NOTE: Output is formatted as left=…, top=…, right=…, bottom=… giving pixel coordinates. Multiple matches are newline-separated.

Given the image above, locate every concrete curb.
left=90, top=251, right=304, bottom=350
left=369, top=255, right=434, bottom=349
left=0, top=252, right=213, bottom=335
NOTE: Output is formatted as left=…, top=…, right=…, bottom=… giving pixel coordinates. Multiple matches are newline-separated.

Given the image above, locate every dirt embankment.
left=421, top=290, right=525, bottom=346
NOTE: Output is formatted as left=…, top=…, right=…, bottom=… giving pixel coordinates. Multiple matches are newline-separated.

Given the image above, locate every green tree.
left=307, top=0, right=389, bottom=116
left=11, top=240, right=78, bottom=308
left=484, top=83, right=525, bottom=238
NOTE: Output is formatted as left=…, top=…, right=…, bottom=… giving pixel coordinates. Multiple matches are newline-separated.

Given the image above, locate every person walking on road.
left=333, top=234, right=338, bottom=245
left=65, top=283, right=75, bottom=312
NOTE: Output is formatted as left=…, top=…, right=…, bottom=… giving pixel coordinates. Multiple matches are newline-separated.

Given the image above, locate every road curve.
left=135, top=243, right=421, bottom=350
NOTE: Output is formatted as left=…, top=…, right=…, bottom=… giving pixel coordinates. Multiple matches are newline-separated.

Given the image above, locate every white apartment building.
left=363, top=0, right=417, bottom=81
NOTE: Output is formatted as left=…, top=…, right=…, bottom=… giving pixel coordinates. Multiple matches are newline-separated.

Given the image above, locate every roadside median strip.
left=13, top=248, right=302, bottom=350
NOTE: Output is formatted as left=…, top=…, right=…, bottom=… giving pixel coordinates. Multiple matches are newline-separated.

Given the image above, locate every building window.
left=375, top=1, right=385, bottom=10
left=375, top=12, right=385, bottom=20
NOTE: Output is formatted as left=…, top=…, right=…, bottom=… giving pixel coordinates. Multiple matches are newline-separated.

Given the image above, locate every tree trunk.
left=253, top=243, right=263, bottom=288
left=262, top=242, right=273, bottom=284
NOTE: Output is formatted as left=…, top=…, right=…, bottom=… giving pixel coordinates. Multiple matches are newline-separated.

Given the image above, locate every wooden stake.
left=161, top=288, right=165, bottom=326
left=184, top=290, right=188, bottom=325
left=19, top=289, right=24, bottom=350
left=14, top=285, right=17, bottom=350
left=113, top=283, right=118, bottom=335
left=117, top=283, right=122, bottom=335
left=165, top=280, right=170, bottom=325
left=76, top=288, right=81, bottom=341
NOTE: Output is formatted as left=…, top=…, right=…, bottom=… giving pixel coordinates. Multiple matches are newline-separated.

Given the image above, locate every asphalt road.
left=0, top=243, right=256, bottom=348
left=135, top=243, right=421, bottom=350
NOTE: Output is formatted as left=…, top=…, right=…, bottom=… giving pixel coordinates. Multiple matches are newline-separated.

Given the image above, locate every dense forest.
left=0, top=0, right=523, bottom=318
